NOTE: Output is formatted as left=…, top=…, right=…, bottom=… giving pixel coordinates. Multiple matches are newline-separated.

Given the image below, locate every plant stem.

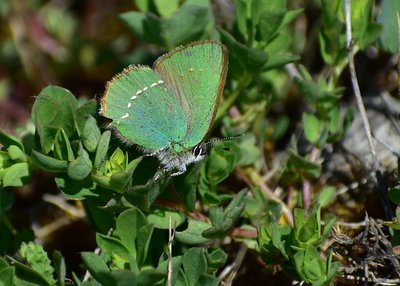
left=344, top=0, right=393, bottom=220
left=216, top=75, right=252, bottom=123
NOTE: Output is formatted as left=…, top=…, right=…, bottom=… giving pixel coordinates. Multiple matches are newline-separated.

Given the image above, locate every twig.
left=249, top=171, right=293, bottom=226
left=344, top=0, right=378, bottom=177
left=302, top=147, right=319, bottom=210
left=218, top=243, right=247, bottom=285
left=378, top=92, right=400, bottom=136
left=284, top=63, right=303, bottom=81
left=375, top=135, right=400, bottom=158
left=344, top=0, right=393, bottom=220
left=334, top=220, right=367, bottom=229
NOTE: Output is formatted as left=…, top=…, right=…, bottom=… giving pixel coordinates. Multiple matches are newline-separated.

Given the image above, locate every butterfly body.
left=154, top=143, right=206, bottom=178
left=100, top=41, right=228, bottom=178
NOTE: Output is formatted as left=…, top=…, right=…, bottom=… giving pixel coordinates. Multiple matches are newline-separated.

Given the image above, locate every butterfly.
left=99, top=41, right=228, bottom=179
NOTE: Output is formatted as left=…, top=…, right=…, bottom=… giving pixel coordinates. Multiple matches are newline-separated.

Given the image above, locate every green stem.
left=215, top=75, right=252, bottom=123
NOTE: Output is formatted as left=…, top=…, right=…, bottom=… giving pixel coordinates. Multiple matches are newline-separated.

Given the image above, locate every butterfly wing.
left=154, top=41, right=228, bottom=148
left=100, top=66, right=187, bottom=151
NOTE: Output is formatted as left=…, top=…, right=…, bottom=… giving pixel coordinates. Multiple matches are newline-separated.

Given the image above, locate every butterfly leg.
left=153, top=169, right=165, bottom=181
left=170, top=165, right=187, bottom=177
left=153, top=165, right=185, bottom=181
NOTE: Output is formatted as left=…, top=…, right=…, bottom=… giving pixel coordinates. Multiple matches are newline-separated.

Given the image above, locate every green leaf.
left=236, top=135, right=259, bottom=166
left=234, top=0, right=251, bottom=39
left=81, top=252, right=110, bottom=284
left=0, top=151, right=12, bottom=170
left=82, top=116, right=101, bottom=153
left=93, top=268, right=164, bottom=286
left=163, top=1, right=212, bottom=48
left=31, top=150, right=68, bottom=173
left=0, top=257, right=9, bottom=270
left=175, top=269, right=190, bottom=286
left=75, top=99, right=98, bottom=135
left=175, top=219, right=212, bottom=245
left=378, top=0, right=400, bottom=53
left=115, top=207, right=148, bottom=257
left=220, top=29, right=269, bottom=75
left=182, top=248, right=207, bottom=286
left=389, top=186, right=400, bottom=205
left=173, top=166, right=199, bottom=211
left=318, top=186, right=335, bottom=207
left=101, top=270, right=136, bottom=286
left=157, top=257, right=182, bottom=286
left=7, top=145, right=26, bottom=163
left=55, top=175, right=98, bottom=199
left=358, top=22, right=381, bottom=49
left=136, top=267, right=165, bottom=286
left=0, top=266, right=14, bottom=286
left=255, top=6, right=286, bottom=43
left=3, top=162, right=30, bottom=187
left=126, top=156, right=143, bottom=172
left=136, top=224, right=154, bottom=266
left=119, top=12, right=164, bottom=46
left=293, top=245, right=326, bottom=284
left=287, top=151, right=321, bottom=180
left=321, top=214, right=336, bottom=242
left=13, top=260, right=52, bottom=286
left=19, top=242, right=56, bottom=285
left=96, top=233, right=131, bottom=262
left=197, top=274, right=218, bottom=286
left=94, top=130, right=111, bottom=169
left=53, top=129, right=75, bottom=162
left=0, top=191, right=14, bottom=216
left=206, top=248, right=227, bottom=269
left=263, top=52, right=299, bottom=71
left=84, top=199, right=115, bottom=234
left=302, top=112, right=320, bottom=144
left=134, top=0, right=149, bottom=12
left=258, top=222, right=291, bottom=264
left=154, top=0, right=180, bottom=17
left=201, top=219, right=233, bottom=239
left=224, top=189, right=246, bottom=215
left=147, top=207, right=186, bottom=229
left=327, top=106, right=340, bottom=134
left=204, top=142, right=239, bottom=186
left=111, top=148, right=124, bottom=164
left=53, top=251, right=66, bottom=286
left=67, top=146, right=92, bottom=180
left=202, top=190, right=246, bottom=239
left=123, top=180, right=166, bottom=210
left=351, top=0, right=381, bottom=49
left=32, top=86, right=78, bottom=153
left=209, top=207, right=224, bottom=226
left=291, top=208, right=321, bottom=250
left=272, top=116, right=290, bottom=141
left=92, top=171, right=132, bottom=193
left=251, top=0, right=286, bottom=27
left=0, top=130, right=24, bottom=151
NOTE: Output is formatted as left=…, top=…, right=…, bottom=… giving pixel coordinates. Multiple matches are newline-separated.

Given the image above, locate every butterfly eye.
left=193, top=145, right=202, bottom=157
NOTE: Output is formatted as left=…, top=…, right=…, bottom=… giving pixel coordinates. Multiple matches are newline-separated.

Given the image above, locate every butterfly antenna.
left=204, top=134, right=243, bottom=148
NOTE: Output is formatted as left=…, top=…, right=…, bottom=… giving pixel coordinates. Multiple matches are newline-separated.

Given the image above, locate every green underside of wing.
left=102, top=67, right=187, bottom=150
left=101, top=42, right=228, bottom=152
left=155, top=41, right=228, bottom=148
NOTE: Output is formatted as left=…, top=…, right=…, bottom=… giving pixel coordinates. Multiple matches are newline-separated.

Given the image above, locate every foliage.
left=0, top=0, right=397, bottom=285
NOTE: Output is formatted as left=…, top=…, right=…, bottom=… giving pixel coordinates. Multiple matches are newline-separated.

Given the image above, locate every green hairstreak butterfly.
left=99, top=41, right=228, bottom=179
